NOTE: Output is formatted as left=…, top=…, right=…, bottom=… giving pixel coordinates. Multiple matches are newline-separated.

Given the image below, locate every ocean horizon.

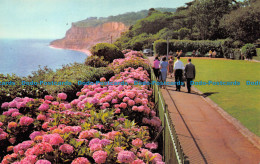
left=0, top=39, right=87, bottom=77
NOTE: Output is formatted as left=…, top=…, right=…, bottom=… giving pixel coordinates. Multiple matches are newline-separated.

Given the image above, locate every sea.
left=0, top=39, right=87, bottom=77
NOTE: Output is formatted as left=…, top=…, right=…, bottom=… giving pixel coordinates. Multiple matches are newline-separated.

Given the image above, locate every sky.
left=0, top=0, right=192, bottom=39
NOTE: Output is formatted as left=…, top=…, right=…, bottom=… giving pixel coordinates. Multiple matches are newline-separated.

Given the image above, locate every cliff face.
left=50, top=22, right=128, bottom=50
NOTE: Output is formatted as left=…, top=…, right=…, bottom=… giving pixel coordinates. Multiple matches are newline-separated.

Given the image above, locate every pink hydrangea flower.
left=131, top=159, right=145, bottom=164
left=58, top=93, right=67, bottom=100
left=37, top=114, right=46, bottom=121
left=72, top=157, right=91, bottom=164
left=29, top=131, right=42, bottom=140
left=8, top=122, right=17, bottom=129
left=145, top=142, right=158, bottom=150
left=90, top=143, right=102, bottom=152
left=35, top=159, right=52, bottom=164
left=132, top=138, right=143, bottom=148
left=79, top=129, right=98, bottom=139
left=1, top=102, right=9, bottom=108
left=9, top=137, right=16, bottom=144
left=38, top=103, right=49, bottom=111
left=11, top=112, right=21, bottom=117
left=117, top=150, right=136, bottom=163
left=59, top=144, right=74, bottom=154
left=21, top=155, right=37, bottom=164
left=44, top=95, right=54, bottom=100
left=48, top=134, right=64, bottom=145
left=115, top=108, right=121, bottom=113
left=128, top=100, right=135, bottom=106
left=93, top=150, right=107, bottom=164
left=119, top=103, right=127, bottom=109
left=114, top=147, right=124, bottom=153
left=19, top=116, right=34, bottom=126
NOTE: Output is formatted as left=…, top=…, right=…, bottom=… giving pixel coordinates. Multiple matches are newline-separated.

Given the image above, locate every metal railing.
left=150, top=67, right=189, bottom=164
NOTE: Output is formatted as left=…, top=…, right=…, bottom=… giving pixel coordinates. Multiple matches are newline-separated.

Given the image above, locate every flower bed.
left=0, top=50, right=164, bottom=164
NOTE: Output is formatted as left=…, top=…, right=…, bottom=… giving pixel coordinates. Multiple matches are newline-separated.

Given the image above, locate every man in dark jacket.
left=185, top=59, right=196, bottom=93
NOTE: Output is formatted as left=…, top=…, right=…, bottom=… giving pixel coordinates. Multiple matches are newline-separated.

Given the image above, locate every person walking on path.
left=174, top=56, right=184, bottom=91
left=168, top=56, right=174, bottom=78
left=185, top=58, right=196, bottom=93
left=153, top=56, right=160, bottom=80
left=160, top=57, right=168, bottom=89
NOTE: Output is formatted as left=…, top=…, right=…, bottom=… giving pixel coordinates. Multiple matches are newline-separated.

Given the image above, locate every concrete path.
left=148, top=57, right=260, bottom=164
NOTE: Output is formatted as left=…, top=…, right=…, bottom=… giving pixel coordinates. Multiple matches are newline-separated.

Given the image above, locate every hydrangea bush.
left=0, top=50, right=164, bottom=164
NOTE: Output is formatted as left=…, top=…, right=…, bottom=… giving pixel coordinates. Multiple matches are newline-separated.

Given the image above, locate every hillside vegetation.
left=74, top=8, right=176, bottom=27
left=114, top=0, right=260, bottom=51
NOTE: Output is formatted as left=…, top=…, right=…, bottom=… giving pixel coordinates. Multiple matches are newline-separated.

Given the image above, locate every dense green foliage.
left=0, top=74, right=48, bottom=107
left=114, top=0, right=259, bottom=53
left=74, top=8, right=176, bottom=27
left=91, top=43, right=124, bottom=62
left=220, top=0, right=260, bottom=43
left=27, top=64, right=114, bottom=101
left=85, top=55, right=109, bottom=67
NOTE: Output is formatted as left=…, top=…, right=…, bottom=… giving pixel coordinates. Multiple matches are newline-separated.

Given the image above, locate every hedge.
left=153, top=39, right=233, bottom=58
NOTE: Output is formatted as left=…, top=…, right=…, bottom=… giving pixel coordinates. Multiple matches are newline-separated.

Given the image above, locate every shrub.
left=0, top=74, right=48, bottom=107
left=241, top=44, right=256, bottom=55
left=85, top=55, right=109, bottom=67
left=26, top=64, right=114, bottom=102
left=241, top=44, right=256, bottom=59
left=109, top=51, right=149, bottom=74
left=91, top=43, right=124, bottom=62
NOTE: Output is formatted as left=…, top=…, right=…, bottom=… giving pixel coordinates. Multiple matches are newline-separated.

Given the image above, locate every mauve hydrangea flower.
left=117, top=150, right=136, bottom=163
left=58, top=93, right=67, bottom=100
left=13, top=141, right=34, bottom=153
left=93, top=150, right=107, bottom=164
left=19, top=116, right=34, bottom=126
left=59, top=144, right=74, bottom=154
left=35, top=159, right=52, bottom=164
left=1, top=102, right=9, bottom=108
left=38, top=103, right=49, bottom=111
left=72, top=157, right=90, bottom=164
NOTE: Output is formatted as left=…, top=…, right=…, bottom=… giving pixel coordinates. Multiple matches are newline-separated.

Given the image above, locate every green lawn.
left=182, top=58, right=260, bottom=136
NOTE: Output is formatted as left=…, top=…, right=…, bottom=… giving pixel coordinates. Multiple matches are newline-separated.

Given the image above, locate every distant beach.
left=49, top=45, right=92, bottom=56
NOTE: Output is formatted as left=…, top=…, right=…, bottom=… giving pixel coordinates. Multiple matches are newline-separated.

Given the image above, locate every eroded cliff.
left=50, top=22, right=128, bottom=51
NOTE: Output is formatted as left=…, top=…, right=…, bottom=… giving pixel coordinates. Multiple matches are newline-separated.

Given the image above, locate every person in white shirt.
left=174, top=56, right=184, bottom=91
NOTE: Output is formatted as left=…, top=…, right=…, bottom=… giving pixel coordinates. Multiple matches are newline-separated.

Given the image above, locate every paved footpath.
left=148, top=57, right=260, bottom=164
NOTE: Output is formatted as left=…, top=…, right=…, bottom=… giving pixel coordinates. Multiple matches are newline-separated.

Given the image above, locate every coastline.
left=49, top=45, right=92, bottom=56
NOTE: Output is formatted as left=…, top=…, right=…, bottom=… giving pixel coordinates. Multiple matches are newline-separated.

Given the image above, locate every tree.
left=191, top=0, right=234, bottom=40
left=220, top=0, right=260, bottom=43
